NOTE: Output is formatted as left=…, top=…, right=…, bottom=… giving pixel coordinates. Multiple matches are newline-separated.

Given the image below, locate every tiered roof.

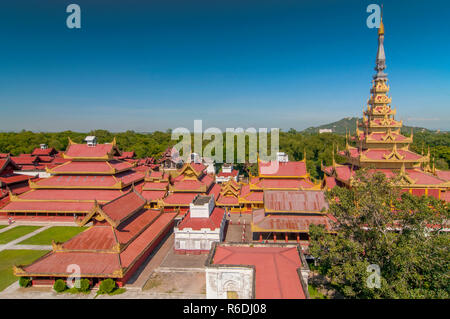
left=159, top=163, right=219, bottom=208
left=1, top=138, right=146, bottom=216
left=14, top=189, right=177, bottom=280
left=323, top=18, right=450, bottom=201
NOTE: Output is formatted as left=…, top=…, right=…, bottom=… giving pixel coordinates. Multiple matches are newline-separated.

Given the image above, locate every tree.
left=309, top=169, right=450, bottom=299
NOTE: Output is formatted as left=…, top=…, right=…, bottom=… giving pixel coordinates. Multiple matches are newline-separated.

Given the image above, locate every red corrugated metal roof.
left=213, top=246, right=305, bottom=299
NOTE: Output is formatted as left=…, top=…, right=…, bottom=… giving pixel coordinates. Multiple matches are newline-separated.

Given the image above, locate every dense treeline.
left=0, top=129, right=448, bottom=178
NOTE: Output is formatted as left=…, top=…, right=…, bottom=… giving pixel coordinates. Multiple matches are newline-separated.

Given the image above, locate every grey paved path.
left=0, top=224, right=17, bottom=234
left=0, top=226, right=51, bottom=252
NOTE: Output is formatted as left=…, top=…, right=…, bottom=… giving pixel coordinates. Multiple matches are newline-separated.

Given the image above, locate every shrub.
left=78, top=279, right=91, bottom=292
left=19, top=277, right=31, bottom=288
left=98, top=278, right=116, bottom=294
left=53, top=279, right=67, bottom=293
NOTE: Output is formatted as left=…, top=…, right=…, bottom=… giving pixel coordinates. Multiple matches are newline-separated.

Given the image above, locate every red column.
left=259, top=234, right=263, bottom=242
left=296, top=234, right=300, bottom=243
left=273, top=234, right=276, bottom=243
left=285, top=233, right=288, bottom=243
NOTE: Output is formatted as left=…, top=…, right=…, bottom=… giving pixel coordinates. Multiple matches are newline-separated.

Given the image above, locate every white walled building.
left=174, top=195, right=226, bottom=254
left=216, top=163, right=239, bottom=183
left=205, top=243, right=310, bottom=299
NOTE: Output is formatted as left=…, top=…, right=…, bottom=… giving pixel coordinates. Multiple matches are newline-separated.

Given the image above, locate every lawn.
left=0, top=225, right=7, bottom=230
left=0, top=226, right=42, bottom=244
left=0, top=249, right=50, bottom=291
left=18, top=226, right=87, bottom=245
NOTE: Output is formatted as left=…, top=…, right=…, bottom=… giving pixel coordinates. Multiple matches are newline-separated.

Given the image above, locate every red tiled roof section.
left=264, top=190, right=329, bottom=212
left=19, top=189, right=122, bottom=201
left=163, top=192, right=199, bottom=205
left=252, top=209, right=333, bottom=232
left=114, top=209, right=162, bottom=244
left=120, top=212, right=177, bottom=268
left=32, top=147, right=57, bottom=156
left=100, top=190, right=146, bottom=224
left=141, top=190, right=167, bottom=202
left=177, top=207, right=225, bottom=231
left=65, top=143, right=114, bottom=158
left=259, top=161, right=307, bottom=177
left=23, top=252, right=121, bottom=276
left=62, top=226, right=117, bottom=251
left=213, top=246, right=305, bottom=299
left=0, top=200, right=94, bottom=213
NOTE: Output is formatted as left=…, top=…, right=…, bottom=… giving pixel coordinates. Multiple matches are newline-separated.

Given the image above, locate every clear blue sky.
left=0, top=0, right=449, bottom=132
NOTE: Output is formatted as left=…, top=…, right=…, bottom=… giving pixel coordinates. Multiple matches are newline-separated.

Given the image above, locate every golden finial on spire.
left=378, top=4, right=384, bottom=35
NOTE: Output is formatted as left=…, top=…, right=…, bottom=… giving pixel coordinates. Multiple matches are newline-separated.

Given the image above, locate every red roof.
left=114, top=209, right=162, bottom=244
left=63, top=226, right=117, bottom=251
left=217, top=169, right=238, bottom=177
left=259, top=161, right=307, bottom=177
left=142, top=182, right=168, bottom=190
left=19, top=189, right=123, bottom=201
left=163, top=192, right=198, bottom=205
left=213, top=246, right=306, bottom=299
left=11, top=156, right=39, bottom=165
left=65, top=143, right=115, bottom=158
left=141, top=190, right=167, bottom=202
left=252, top=209, right=333, bottom=232
left=0, top=174, right=30, bottom=185
left=435, top=170, right=450, bottom=182
left=23, top=251, right=121, bottom=276
left=32, top=147, right=57, bottom=156
left=100, top=190, right=146, bottom=224
left=120, top=212, right=177, bottom=268
left=0, top=201, right=94, bottom=213
left=177, top=207, right=225, bottom=231
left=51, top=160, right=132, bottom=174
left=264, top=190, right=329, bottom=212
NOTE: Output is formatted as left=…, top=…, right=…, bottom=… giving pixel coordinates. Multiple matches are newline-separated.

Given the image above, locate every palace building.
left=157, top=162, right=221, bottom=213
left=205, top=242, right=310, bottom=299
left=0, top=157, right=36, bottom=209
left=0, top=137, right=145, bottom=221
left=14, top=188, right=177, bottom=287
left=323, top=18, right=450, bottom=201
left=241, top=152, right=322, bottom=212
left=251, top=189, right=334, bottom=252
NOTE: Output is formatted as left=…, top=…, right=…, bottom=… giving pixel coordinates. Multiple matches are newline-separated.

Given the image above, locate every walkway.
left=0, top=225, right=52, bottom=252
left=124, top=231, right=175, bottom=290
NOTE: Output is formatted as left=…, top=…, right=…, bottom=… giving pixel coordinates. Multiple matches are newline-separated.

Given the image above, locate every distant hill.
left=301, top=117, right=434, bottom=135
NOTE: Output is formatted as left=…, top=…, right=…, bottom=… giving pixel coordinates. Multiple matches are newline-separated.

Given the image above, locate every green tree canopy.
left=309, top=170, right=450, bottom=299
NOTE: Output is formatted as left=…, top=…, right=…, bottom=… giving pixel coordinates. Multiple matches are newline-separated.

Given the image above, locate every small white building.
left=205, top=243, right=310, bottom=299
left=276, top=152, right=289, bottom=162
left=174, top=195, right=226, bottom=254
left=216, top=163, right=239, bottom=183
left=84, top=136, right=97, bottom=146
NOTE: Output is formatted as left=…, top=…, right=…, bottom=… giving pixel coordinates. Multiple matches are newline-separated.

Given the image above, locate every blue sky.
left=0, top=0, right=449, bottom=132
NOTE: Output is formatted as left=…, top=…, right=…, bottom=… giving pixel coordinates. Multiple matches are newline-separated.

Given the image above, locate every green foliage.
left=0, top=129, right=448, bottom=177
left=309, top=170, right=450, bottom=299
left=78, top=279, right=91, bottom=292
left=98, top=278, right=116, bottom=294
left=53, top=279, right=67, bottom=293
left=18, top=277, right=31, bottom=288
